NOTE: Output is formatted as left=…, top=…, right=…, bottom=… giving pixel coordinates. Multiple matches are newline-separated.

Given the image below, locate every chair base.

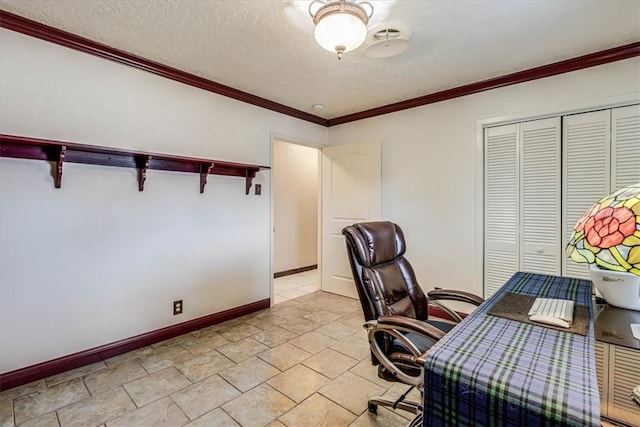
left=367, top=391, right=423, bottom=427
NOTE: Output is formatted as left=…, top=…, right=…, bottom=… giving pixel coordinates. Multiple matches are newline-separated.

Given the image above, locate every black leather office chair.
left=342, top=221, right=483, bottom=426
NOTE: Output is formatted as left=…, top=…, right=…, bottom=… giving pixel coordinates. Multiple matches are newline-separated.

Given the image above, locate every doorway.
left=272, top=140, right=320, bottom=304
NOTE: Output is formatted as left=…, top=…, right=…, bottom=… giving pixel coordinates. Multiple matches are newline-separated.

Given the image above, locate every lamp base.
left=589, top=264, right=640, bottom=311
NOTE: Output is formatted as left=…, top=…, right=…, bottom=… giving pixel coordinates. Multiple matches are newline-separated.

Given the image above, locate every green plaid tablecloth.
left=422, top=272, right=599, bottom=427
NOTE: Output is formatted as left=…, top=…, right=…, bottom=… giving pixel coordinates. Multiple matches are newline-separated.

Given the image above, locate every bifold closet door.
left=484, top=118, right=561, bottom=297
left=563, top=110, right=611, bottom=280
left=612, top=104, right=640, bottom=189
left=484, top=124, right=519, bottom=298
left=486, top=104, right=638, bottom=292
left=520, top=117, right=561, bottom=275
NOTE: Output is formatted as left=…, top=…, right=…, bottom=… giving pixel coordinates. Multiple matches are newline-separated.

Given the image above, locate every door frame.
left=269, top=132, right=325, bottom=306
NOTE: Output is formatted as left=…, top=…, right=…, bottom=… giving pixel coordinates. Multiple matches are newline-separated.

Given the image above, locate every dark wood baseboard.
left=274, top=265, right=317, bottom=278
left=0, top=298, right=270, bottom=391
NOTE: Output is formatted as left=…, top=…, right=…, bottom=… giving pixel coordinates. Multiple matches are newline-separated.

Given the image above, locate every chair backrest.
left=342, top=221, right=429, bottom=323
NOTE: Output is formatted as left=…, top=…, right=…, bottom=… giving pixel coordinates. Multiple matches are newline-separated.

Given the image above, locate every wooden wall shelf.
left=0, top=134, right=269, bottom=194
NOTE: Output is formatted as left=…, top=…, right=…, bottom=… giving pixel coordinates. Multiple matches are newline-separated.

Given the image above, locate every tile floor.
left=273, top=269, right=319, bottom=305
left=0, top=289, right=419, bottom=427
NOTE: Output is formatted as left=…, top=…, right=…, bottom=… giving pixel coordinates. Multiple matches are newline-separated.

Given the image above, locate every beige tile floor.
left=273, top=270, right=320, bottom=305
left=0, top=290, right=418, bottom=427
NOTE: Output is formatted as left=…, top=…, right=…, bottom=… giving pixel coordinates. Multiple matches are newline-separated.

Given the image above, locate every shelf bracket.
left=199, top=162, right=214, bottom=193
left=54, top=145, right=66, bottom=189
left=245, top=170, right=254, bottom=195
left=136, top=155, right=150, bottom=191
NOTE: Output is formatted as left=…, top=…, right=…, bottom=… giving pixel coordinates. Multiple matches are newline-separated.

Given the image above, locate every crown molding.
left=328, top=41, right=640, bottom=126
left=1, top=10, right=638, bottom=128
left=0, top=10, right=328, bottom=126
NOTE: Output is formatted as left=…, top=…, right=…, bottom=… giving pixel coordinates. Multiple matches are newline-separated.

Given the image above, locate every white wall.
left=273, top=141, right=318, bottom=273
left=329, top=57, right=640, bottom=299
left=0, top=29, right=327, bottom=373
left=2, top=25, right=639, bottom=374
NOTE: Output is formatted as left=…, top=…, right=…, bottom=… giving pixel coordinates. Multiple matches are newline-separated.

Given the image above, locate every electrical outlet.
left=255, top=184, right=261, bottom=195
left=173, top=300, right=183, bottom=315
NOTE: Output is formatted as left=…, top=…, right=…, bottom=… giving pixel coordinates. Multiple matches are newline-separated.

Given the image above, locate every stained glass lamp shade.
left=566, top=183, right=640, bottom=310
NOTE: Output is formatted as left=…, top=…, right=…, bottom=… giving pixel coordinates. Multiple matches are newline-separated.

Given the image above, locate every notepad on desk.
left=528, top=298, right=575, bottom=328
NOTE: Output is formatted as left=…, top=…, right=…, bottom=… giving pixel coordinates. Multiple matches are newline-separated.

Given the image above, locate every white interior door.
left=321, top=142, right=381, bottom=298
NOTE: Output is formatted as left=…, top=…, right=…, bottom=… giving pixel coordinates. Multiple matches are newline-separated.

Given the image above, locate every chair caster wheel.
left=368, top=402, right=378, bottom=414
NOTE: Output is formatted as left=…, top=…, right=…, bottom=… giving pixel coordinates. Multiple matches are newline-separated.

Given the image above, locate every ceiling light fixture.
left=309, top=0, right=374, bottom=60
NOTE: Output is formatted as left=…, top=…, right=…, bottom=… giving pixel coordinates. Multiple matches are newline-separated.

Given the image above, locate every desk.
left=593, top=304, right=640, bottom=425
left=422, top=272, right=600, bottom=427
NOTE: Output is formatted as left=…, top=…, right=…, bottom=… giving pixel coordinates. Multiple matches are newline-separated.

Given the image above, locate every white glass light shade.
left=589, top=264, right=640, bottom=311
left=314, top=12, right=367, bottom=55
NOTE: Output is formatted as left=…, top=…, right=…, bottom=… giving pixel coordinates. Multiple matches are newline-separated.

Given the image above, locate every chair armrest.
left=364, top=315, right=447, bottom=387
left=427, top=289, right=484, bottom=306
left=414, top=352, right=428, bottom=367
left=376, top=315, right=446, bottom=342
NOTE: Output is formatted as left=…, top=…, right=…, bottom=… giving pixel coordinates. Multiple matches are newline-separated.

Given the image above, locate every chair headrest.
left=345, top=221, right=406, bottom=267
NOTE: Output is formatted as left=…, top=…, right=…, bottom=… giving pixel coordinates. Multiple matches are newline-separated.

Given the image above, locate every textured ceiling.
left=1, top=0, right=639, bottom=120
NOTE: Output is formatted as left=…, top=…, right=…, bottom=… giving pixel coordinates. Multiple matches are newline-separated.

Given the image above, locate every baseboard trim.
left=0, top=298, right=270, bottom=391
left=274, top=265, right=317, bottom=278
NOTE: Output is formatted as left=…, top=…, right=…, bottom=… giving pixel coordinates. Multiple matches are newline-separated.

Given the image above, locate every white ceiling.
left=1, top=0, right=639, bottom=120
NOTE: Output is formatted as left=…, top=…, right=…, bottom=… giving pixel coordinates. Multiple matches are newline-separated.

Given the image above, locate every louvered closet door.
left=608, top=346, right=640, bottom=425
left=594, top=341, right=609, bottom=417
left=520, top=117, right=561, bottom=275
left=612, top=104, right=640, bottom=190
left=563, top=110, right=611, bottom=279
left=485, top=124, right=519, bottom=298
